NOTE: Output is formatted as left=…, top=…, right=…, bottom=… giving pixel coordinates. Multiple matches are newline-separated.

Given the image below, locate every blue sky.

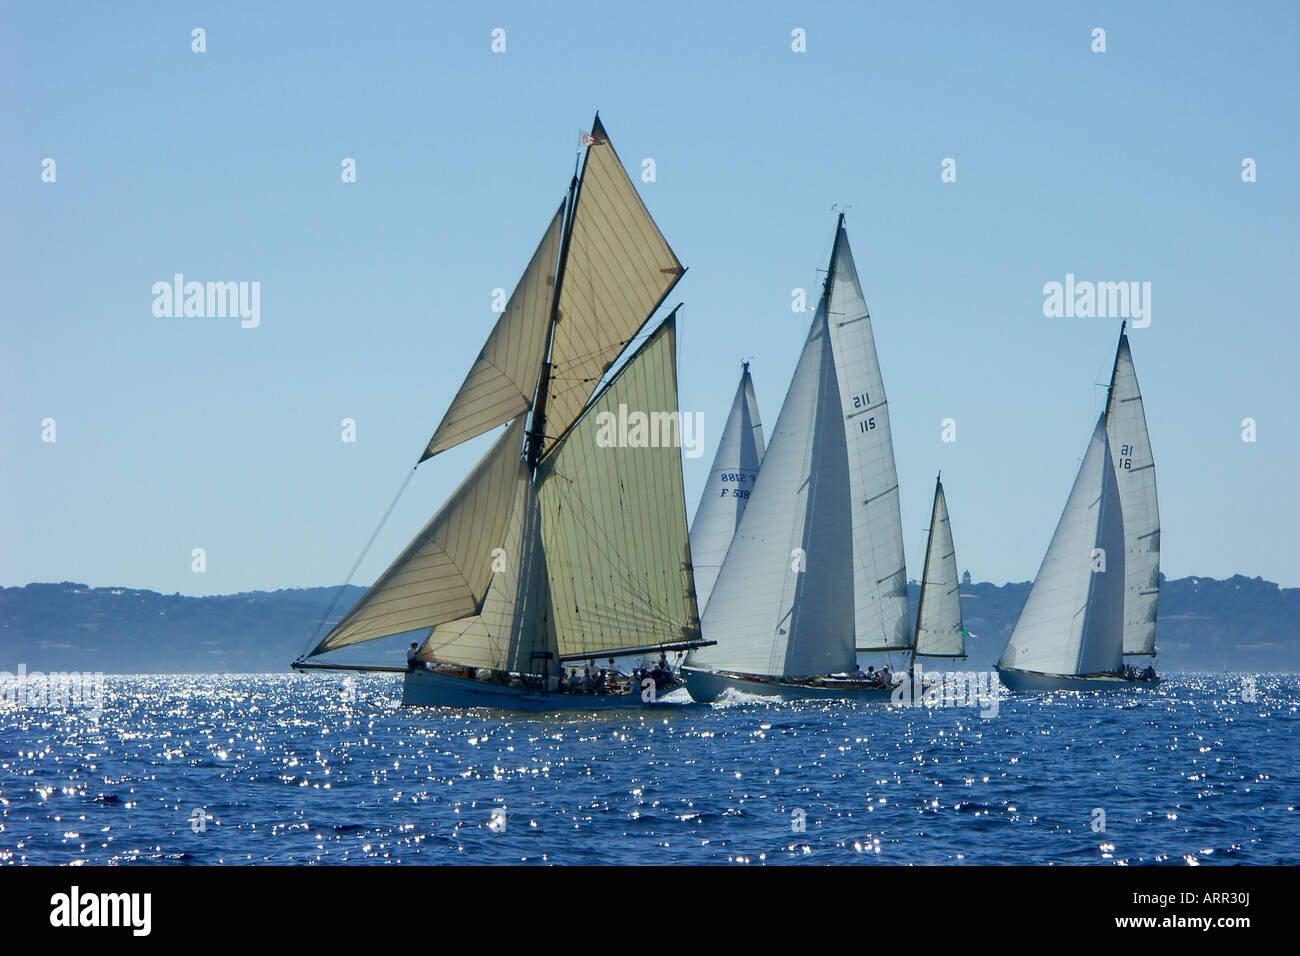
left=3, top=1, right=1297, bottom=596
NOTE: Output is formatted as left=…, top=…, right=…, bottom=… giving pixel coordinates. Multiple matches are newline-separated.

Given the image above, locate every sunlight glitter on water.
left=0, top=673, right=1296, bottom=864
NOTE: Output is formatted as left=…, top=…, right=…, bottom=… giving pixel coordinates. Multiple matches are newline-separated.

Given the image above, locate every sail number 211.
left=852, top=392, right=876, bottom=434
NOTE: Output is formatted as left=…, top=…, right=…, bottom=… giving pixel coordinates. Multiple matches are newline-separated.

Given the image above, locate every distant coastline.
left=1, top=574, right=1295, bottom=674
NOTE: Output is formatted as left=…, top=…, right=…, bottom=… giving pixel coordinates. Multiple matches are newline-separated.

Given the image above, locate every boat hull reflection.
left=401, top=667, right=684, bottom=711
left=682, top=666, right=897, bottom=703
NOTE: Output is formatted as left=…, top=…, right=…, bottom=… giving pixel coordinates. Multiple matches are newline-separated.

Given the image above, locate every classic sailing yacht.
left=996, top=326, right=1160, bottom=692
left=682, top=215, right=910, bottom=701
left=292, top=116, right=711, bottom=710
left=909, top=475, right=968, bottom=672
left=688, top=362, right=765, bottom=614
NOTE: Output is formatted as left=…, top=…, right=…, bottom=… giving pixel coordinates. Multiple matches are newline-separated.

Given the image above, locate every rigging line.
left=297, top=464, right=418, bottom=660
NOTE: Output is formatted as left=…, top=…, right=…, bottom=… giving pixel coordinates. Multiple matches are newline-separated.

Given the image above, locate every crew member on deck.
left=406, top=642, right=422, bottom=672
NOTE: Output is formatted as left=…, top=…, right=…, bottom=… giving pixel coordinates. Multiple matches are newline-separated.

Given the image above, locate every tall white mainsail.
left=310, top=417, right=530, bottom=656
left=998, top=414, right=1126, bottom=677
left=1105, top=327, right=1160, bottom=657
left=824, top=221, right=910, bottom=652
left=689, top=301, right=856, bottom=677
left=689, top=364, right=765, bottom=613
left=421, top=205, right=565, bottom=460
left=535, top=316, right=700, bottom=661
left=913, top=476, right=966, bottom=659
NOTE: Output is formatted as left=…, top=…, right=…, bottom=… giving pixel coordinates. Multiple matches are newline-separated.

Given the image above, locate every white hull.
left=401, top=667, right=681, bottom=712
left=682, top=665, right=897, bottom=703
left=995, top=666, right=1161, bottom=693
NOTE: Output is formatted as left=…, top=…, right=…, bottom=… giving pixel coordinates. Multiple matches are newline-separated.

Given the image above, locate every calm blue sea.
left=1, top=674, right=1297, bottom=865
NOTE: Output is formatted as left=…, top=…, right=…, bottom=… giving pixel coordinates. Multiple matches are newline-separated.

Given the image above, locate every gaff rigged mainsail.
left=535, top=315, right=701, bottom=662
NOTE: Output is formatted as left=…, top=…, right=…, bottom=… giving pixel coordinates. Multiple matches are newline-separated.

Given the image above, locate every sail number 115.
left=852, top=393, right=876, bottom=434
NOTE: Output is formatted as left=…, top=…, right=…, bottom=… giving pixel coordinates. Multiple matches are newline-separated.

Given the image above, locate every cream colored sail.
left=310, top=417, right=528, bottom=655
left=421, top=204, right=565, bottom=460
left=418, top=473, right=556, bottom=673
left=824, top=223, right=910, bottom=651
left=535, top=316, right=700, bottom=660
left=1105, top=328, right=1160, bottom=656
left=914, top=478, right=965, bottom=658
left=541, top=117, right=684, bottom=455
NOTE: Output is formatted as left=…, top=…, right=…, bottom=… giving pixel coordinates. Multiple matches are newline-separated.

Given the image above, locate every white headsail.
left=1105, top=328, right=1160, bottom=656
left=689, top=364, right=765, bottom=613
left=824, top=223, right=910, bottom=652
left=998, top=414, right=1126, bottom=677
left=689, top=216, right=907, bottom=677
left=914, top=477, right=966, bottom=659
left=689, top=301, right=856, bottom=677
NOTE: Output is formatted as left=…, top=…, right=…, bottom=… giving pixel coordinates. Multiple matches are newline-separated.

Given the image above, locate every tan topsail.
left=540, top=117, right=685, bottom=457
